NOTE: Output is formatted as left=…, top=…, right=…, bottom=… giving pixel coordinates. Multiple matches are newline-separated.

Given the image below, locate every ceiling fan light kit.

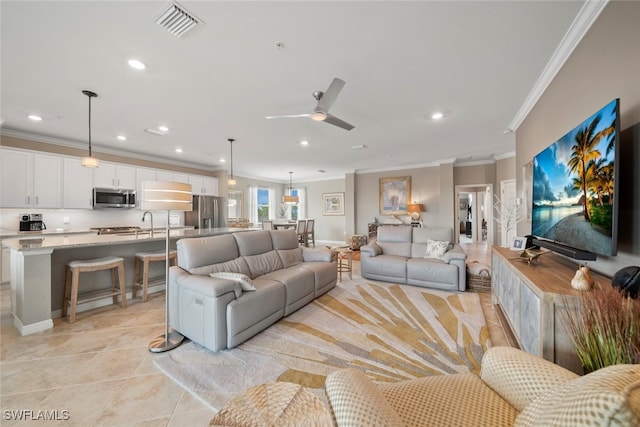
left=81, top=90, right=99, bottom=168
left=266, top=78, right=354, bottom=131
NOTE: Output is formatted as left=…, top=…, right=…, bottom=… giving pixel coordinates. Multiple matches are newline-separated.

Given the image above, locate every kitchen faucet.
left=142, top=211, right=154, bottom=237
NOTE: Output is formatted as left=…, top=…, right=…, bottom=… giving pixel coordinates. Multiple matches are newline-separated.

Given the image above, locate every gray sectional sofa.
left=360, top=226, right=467, bottom=291
left=169, top=229, right=337, bottom=352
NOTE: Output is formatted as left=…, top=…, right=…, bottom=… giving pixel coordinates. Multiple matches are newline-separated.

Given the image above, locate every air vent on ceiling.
left=155, top=2, right=202, bottom=38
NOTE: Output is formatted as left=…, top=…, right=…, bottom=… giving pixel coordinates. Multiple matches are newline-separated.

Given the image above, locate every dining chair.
left=305, top=219, right=315, bottom=247
left=296, top=219, right=307, bottom=245
left=262, top=220, right=274, bottom=230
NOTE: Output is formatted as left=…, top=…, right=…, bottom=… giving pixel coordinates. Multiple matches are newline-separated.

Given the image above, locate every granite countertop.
left=1, top=227, right=252, bottom=251
left=0, top=228, right=97, bottom=238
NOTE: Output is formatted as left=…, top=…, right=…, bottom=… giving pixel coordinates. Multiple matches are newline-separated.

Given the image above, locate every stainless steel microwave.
left=93, top=188, right=136, bottom=209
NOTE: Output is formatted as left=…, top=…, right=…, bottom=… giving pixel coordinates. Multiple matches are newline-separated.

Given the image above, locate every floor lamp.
left=141, top=181, right=193, bottom=353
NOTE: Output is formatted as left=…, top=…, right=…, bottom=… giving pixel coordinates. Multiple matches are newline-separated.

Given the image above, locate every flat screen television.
left=531, top=98, right=620, bottom=259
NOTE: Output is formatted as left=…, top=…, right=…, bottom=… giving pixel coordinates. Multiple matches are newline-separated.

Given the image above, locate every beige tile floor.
left=0, top=242, right=508, bottom=426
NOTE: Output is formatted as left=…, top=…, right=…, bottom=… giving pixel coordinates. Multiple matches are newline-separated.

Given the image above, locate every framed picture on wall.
left=322, top=192, right=345, bottom=215
left=379, top=176, right=411, bottom=215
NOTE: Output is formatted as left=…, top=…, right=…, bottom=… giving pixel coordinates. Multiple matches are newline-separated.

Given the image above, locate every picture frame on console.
left=510, top=236, right=526, bottom=251
left=379, top=176, right=411, bottom=215
left=322, top=192, right=345, bottom=216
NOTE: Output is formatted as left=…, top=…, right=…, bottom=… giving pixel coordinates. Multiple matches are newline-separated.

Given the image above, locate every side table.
left=335, top=247, right=353, bottom=282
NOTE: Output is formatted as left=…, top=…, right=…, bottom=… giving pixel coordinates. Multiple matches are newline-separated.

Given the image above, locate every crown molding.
left=493, top=151, right=516, bottom=161
left=0, top=128, right=220, bottom=172
left=508, top=0, right=609, bottom=132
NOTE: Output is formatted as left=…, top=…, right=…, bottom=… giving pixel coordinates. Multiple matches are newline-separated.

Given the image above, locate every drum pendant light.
left=283, top=172, right=299, bottom=204
left=81, top=90, right=99, bottom=168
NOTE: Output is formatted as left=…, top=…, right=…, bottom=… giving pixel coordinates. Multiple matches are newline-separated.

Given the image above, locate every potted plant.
left=563, top=285, right=640, bottom=373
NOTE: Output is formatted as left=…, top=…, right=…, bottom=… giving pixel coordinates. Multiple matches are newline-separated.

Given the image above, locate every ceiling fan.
left=266, top=78, right=354, bottom=131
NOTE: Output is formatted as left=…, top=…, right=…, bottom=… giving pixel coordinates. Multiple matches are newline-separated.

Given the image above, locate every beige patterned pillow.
left=515, top=364, right=640, bottom=426
left=424, top=239, right=449, bottom=259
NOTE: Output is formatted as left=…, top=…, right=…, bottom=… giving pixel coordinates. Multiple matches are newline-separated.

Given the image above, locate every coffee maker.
left=19, top=214, right=46, bottom=232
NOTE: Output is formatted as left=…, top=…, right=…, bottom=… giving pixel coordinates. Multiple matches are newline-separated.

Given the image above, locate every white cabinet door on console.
left=63, top=157, right=94, bottom=209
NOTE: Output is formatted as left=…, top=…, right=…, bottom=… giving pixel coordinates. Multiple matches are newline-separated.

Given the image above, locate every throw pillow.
left=424, top=239, right=449, bottom=259
left=210, top=272, right=256, bottom=291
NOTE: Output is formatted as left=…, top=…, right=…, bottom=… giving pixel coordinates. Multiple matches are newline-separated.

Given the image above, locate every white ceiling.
left=1, top=1, right=589, bottom=183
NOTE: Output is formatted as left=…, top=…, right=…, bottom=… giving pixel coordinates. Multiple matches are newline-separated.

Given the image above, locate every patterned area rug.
left=153, top=279, right=490, bottom=411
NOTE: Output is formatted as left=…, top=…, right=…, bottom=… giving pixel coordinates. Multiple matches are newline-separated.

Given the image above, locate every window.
left=290, top=189, right=299, bottom=221
left=257, top=188, right=270, bottom=222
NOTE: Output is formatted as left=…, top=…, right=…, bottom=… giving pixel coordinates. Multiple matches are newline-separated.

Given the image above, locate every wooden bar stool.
left=132, top=250, right=177, bottom=302
left=62, top=256, right=127, bottom=323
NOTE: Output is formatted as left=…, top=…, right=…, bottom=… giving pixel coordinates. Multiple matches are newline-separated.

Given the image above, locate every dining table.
left=273, top=222, right=298, bottom=230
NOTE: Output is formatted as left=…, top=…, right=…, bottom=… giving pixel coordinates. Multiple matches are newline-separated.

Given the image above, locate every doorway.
left=455, top=184, right=493, bottom=245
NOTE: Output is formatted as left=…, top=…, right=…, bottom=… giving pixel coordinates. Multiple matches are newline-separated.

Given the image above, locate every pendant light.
left=227, top=138, right=236, bottom=186
left=81, top=90, right=99, bottom=168
left=283, top=171, right=299, bottom=204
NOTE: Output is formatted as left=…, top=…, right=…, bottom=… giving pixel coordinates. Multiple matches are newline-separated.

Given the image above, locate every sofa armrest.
left=442, top=244, right=467, bottom=263
left=326, top=368, right=404, bottom=427
left=480, top=346, right=579, bottom=412
left=170, top=266, right=243, bottom=298
left=302, top=247, right=335, bottom=262
left=360, top=242, right=382, bottom=257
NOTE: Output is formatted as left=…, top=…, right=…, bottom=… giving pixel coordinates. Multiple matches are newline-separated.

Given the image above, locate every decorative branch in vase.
left=493, top=194, right=525, bottom=247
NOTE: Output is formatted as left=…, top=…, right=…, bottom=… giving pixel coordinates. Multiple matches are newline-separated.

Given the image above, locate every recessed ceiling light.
left=431, top=112, right=444, bottom=120
left=28, top=114, right=42, bottom=121
left=175, top=148, right=183, bottom=153
left=220, top=158, right=226, bottom=163
left=158, top=126, right=169, bottom=132
left=117, top=135, right=127, bottom=141
left=351, top=144, right=368, bottom=149
left=128, top=59, right=146, bottom=70
left=300, top=140, right=309, bottom=146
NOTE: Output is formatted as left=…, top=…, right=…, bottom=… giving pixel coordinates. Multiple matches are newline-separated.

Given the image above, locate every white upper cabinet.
left=188, top=175, right=218, bottom=196
left=94, top=161, right=136, bottom=189
left=136, top=167, right=157, bottom=204
left=63, top=157, right=94, bottom=209
left=0, top=148, right=61, bottom=208
left=33, top=154, right=62, bottom=208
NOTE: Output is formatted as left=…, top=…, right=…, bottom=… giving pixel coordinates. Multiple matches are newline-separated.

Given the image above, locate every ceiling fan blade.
left=265, top=113, right=312, bottom=119
left=316, top=78, right=345, bottom=112
left=324, top=113, right=354, bottom=131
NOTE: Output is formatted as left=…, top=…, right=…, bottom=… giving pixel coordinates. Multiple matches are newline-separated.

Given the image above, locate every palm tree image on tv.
left=531, top=99, right=618, bottom=256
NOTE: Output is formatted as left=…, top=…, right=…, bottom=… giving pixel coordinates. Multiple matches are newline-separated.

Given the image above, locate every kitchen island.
left=2, top=227, right=253, bottom=335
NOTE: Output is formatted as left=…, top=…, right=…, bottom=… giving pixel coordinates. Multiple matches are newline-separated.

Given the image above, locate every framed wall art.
left=322, top=192, right=345, bottom=216
left=379, top=176, right=411, bottom=215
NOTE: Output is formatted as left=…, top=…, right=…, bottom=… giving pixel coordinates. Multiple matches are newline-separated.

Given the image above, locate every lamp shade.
left=407, top=203, right=425, bottom=213
left=141, top=181, right=193, bottom=211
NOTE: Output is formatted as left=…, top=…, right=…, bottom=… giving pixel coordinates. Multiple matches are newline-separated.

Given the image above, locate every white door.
left=500, top=179, right=518, bottom=247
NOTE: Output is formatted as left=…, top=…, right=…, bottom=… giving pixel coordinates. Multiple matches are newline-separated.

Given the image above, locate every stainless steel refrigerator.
left=185, top=195, right=227, bottom=229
